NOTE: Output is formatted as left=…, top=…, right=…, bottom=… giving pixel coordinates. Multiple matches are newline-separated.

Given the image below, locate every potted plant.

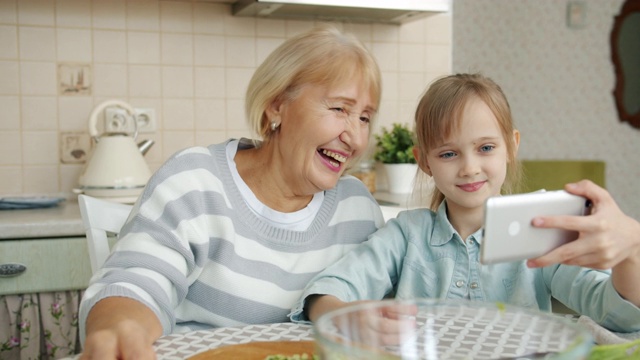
left=373, top=123, right=418, bottom=194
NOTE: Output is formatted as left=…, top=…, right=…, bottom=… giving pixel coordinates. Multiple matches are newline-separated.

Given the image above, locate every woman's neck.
left=234, top=146, right=314, bottom=213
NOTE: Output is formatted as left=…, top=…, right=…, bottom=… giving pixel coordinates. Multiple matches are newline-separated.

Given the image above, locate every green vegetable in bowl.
left=588, top=338, right=640, bottom=359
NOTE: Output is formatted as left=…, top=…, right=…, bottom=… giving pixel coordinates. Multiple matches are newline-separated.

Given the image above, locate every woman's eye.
left=480, top=144, right=495, bottom=152
left=359, top=116, right=370, bottom=123
left=331, top=107, right=346, bottom=113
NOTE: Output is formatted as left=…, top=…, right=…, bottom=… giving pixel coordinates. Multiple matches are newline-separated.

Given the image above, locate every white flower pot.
left=383, top=163, right=418, bottom=194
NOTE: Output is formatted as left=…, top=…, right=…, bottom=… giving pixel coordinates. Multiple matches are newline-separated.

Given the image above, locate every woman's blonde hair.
left=246, top=25, right=381, bottom=140
left=414, top=73, right=522, bottom=210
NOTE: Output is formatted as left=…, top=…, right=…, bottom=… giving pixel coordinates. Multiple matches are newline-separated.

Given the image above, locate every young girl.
left=289, top=73, right=640, bottom=333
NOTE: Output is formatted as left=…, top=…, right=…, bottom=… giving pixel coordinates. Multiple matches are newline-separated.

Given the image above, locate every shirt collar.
left=431, top=200, right=484, bottom=246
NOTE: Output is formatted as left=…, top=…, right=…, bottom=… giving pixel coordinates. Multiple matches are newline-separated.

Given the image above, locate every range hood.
left=232, top=0, right=450, bottom=24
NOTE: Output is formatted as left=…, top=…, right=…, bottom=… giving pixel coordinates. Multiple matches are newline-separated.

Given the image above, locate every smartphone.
left=480, top=190, right=591, bottom=264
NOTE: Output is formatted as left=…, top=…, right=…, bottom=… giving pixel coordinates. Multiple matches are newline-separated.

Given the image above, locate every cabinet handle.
left=0, top=263, right=27, bottom=277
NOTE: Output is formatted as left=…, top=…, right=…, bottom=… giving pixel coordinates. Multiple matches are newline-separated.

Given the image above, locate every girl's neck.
left=445, top=201, right=484, bottom=240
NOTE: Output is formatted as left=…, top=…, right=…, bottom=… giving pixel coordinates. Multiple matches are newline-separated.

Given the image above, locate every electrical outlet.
left=60, top=132, right=91, bottom=164
left=105, top=107, right=157, bottom=134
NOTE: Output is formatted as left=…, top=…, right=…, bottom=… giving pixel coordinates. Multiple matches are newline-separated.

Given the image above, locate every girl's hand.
left=334, top=300, right=418, bottom=346
left=527, top=180, right=640, bottom=270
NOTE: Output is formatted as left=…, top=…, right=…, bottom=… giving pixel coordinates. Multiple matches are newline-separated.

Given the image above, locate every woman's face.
left=272, top=79, right=376, bottom=194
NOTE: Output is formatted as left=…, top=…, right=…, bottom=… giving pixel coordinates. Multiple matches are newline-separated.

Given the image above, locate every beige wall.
left=0, top=0, right=451, bottom=198
left=453, top=0, right=640, bottom=218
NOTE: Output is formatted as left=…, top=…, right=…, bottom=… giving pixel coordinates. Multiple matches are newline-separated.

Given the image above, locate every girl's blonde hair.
left=414, top=73, right=522, bottom=210
left=246, top=25, right=382, bottom=141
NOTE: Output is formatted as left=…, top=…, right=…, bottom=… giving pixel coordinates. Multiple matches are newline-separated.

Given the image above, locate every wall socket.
left=105, top=107, right=157, bottom=134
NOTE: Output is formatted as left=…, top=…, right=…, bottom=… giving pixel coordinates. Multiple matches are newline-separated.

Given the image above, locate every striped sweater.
left=79, top=139, right=384, bottom=340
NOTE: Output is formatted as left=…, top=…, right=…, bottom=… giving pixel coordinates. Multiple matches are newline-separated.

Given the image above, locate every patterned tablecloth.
left=153, top=323, right=314, bottom=359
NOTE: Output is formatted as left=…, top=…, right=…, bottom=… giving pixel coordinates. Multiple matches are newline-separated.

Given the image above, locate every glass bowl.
left=313, top=298, right=593, bottom=359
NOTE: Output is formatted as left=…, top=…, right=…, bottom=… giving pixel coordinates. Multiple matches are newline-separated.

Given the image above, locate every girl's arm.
left=528, top=180, right=640, bottom=306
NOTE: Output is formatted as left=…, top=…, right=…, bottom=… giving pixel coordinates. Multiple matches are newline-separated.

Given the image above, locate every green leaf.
left=373, top=123, right=416, bottom=164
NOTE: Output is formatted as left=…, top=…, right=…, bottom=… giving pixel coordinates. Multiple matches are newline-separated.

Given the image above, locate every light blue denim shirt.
left=290, top=201, right=640, bottom=333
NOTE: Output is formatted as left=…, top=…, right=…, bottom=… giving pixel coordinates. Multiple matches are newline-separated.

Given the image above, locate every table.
left=154, top=323, right=314, bottom=359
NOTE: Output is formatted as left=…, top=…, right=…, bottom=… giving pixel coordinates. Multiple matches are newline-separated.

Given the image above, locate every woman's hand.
left=527, top=180, right=640, bottom=305
left=80, top=297, right=162, bottom=360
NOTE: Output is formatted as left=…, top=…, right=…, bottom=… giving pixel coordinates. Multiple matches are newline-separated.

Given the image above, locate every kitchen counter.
left=0, top=200, right=84, bottom=240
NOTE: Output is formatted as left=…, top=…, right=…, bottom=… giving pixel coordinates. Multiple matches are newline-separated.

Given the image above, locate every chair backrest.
left=78, top=194, right=134, bottom=274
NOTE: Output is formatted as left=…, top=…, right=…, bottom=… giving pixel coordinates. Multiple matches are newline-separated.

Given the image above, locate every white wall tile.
left=93, top=64, right=128, bottom=97
left=128, top=31, right=161, bottom=64
left=372, top=24, right=399, bottom=42
left=160, top=1, right=192, bottom=33
left=59, top=96, right=94, bottom=131
left=162, top=66, right=193, bottom=98
left=127, top=1, right=160, bottom=32
left=0, top=131, right=22, bottom=165
left=162, top=130, right=194, bottom=158
left=19, top=26, right=55, bottom=61
left=225, top=36, right=256, bottom=68
left=256, top=37, right=284, bottom=65
left=193, top=3, right=226, bottom=35
left=163, top=98, right=194, bottom=130
left=0, top=1, right=17, bottom=24
left=21, top=96, right=57, bottom=130
left=195, top=130, right=227, bottom=147
left=17, top=0, right=54, bottom=26
left=0, top=96, right=20, bottom=130
left=56, top=0, right=91, bottom=28
left=399, top=43, right=425, bottom=72
left=343, top=23, right=372, bottom=43
left=94, top=30, right=127, bottom=63
left=129, top=65, right=161, bottom=97
left=194, top=34, right=224, bottom=66
left=225, top=98, right=248, bottom=131
left=371, top=43, right=398, bottom=72
left=426, top=13, right=452, bottom=45
left=425, top=44, right=451, bottom=76
left=256, top=19, right=285, bottom=38
left=0, top=61, right=20, bottom=94
left=194, top=67, right=225, bottom=98
left=225, top=68, right=252, bottom=99
left=161, top=33, right=193, bottom=65
left=398, top=72, right=426, bottom=101
left=23, top=165, right=59, bottom=194
left=284, top=20, right=313, bottom=37
left=92, top=0, right=126, bottom=30
left=22, top=131, right=57, bottom=164
left=57, top=28, right=92, bottom=62
left=195, top=98, right=225, bottom=130
left=0, top=25, right=18, bottom=60
left=20, top=61, right=56, bottom=95
left=224, top=14, right=254, bottom=37
left=59, top=163, right=83, bottom=194
left=399, top=18, right=425, bottom=43
left=0, top=166, right=22, bottom=194
left=381, top=72, right=399, bottom=101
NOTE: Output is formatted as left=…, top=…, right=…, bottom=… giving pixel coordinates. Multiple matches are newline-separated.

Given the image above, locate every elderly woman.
left=78, top=25, right=384, bottom=359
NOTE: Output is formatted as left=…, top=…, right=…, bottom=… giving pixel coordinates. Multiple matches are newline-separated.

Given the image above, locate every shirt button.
left=470, top=282, right=478, bottom=289
left=455, top=280, right=464, bottom=287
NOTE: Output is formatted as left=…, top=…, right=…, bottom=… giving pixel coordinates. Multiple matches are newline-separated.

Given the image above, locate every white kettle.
left=78, top=99, right=154, bottom=203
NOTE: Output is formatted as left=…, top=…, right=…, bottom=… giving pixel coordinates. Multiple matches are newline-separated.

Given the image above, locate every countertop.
left=0, top=200, right=84, bottom=240
left=0, top=192, right=414, bottom=240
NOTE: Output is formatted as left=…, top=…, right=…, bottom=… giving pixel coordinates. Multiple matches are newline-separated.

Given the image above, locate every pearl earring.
left=270, top=121, right=280, bottom=131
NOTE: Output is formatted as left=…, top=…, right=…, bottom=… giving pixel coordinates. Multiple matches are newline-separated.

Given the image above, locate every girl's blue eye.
left=480, top=145, right=495, bottom=152
left=440, top=152, right=455, bottom=159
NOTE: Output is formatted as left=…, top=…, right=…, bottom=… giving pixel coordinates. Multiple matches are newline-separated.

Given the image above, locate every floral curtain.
left=0, top=291, right=82, bottom=360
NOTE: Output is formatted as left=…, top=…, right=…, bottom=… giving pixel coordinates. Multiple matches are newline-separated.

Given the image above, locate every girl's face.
left=271, top=79, right=376, bottom=194
left=423, top=97, right=517, bottom=215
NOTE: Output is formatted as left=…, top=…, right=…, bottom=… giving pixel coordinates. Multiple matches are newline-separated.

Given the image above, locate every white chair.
left=78, top=194, right=133, bottom=274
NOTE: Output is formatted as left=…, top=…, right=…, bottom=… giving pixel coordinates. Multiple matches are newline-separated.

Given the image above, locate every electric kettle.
left=77, top=99, right=154, bottom=203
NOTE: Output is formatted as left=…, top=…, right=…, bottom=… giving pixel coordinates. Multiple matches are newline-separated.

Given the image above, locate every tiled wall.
left=0, top=0, right=452, bottom=198
left=453, top=0, right=640, bottom=219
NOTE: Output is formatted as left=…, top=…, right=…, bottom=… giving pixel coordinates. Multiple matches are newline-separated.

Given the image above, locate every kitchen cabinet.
left=0, top=237, right=93, bottom=295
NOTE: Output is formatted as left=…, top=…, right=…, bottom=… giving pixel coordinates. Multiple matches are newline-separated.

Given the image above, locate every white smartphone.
left=480, top=190, right=591, bottom=264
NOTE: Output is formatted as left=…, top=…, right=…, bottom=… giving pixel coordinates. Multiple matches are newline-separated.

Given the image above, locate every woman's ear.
left=413, top=147, right=432, bottom=176
left=265, top=98, right=283, bottom=121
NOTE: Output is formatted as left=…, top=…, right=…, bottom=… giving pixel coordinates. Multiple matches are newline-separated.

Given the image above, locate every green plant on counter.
left=373, top=123, right=416, bottom=164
